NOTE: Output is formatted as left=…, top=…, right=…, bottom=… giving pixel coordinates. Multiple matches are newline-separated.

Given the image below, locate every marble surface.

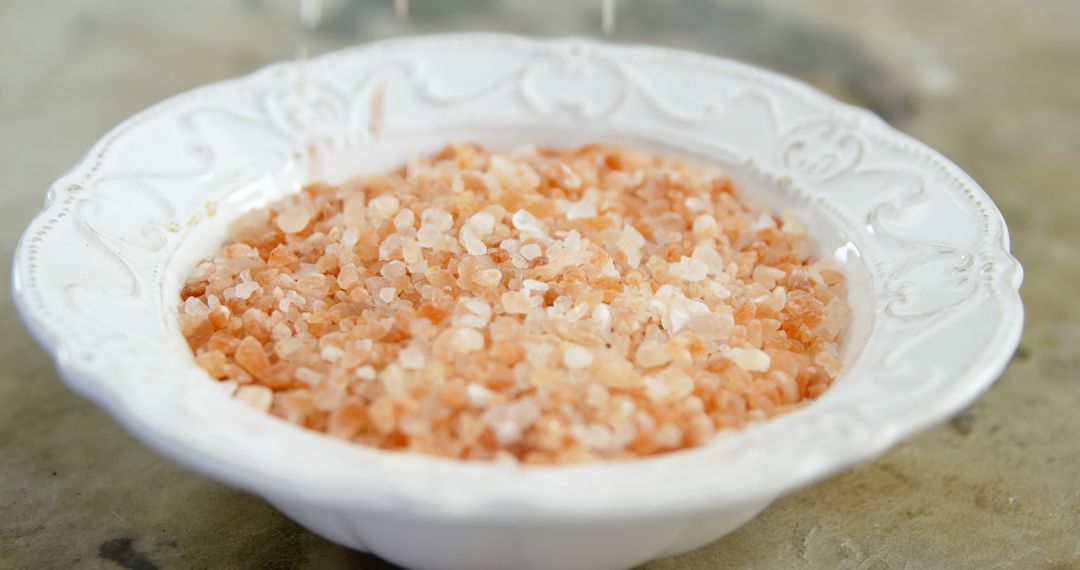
left=2, top=1, right=1078, bottom=568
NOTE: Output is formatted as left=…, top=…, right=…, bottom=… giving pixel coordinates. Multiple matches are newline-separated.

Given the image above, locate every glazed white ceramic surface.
left=12, top=34, right=1023, bottom=570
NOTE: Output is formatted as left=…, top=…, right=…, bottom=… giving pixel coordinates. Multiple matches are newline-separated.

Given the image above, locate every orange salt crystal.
left=234, top=336, right=270, bottom=379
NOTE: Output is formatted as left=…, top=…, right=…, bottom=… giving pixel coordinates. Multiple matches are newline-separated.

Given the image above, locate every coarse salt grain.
left=520, top=243, right=542, bottom=260
left=563, top=345, right=594, bottom=369
left=368, top=195, right=400, bottom=221
left=399, top=346, right=426, bottom=369
left=512, top=209, right=544, bottom=234
left=276, top=206, right=310, bottom=234
left=729, top=347, right=771, bottom=372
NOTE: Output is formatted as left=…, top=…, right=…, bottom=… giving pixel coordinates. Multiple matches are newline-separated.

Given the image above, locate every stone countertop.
left=2, top=1, right=1077, bottom=568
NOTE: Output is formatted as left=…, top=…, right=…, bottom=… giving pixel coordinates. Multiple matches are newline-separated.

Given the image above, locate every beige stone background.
left=1, top=1, right=1078, bottom=568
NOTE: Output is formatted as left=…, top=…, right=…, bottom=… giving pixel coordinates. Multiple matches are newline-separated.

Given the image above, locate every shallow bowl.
left=12, top=34, right=1023, bottom=570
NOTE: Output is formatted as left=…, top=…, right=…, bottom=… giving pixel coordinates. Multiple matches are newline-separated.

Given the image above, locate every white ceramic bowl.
left=13, top=34, right=1023, bottom=570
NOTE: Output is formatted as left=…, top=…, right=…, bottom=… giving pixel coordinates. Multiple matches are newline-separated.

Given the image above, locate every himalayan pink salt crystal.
left=474, top=268, right=502, bottom=288
left=566, top=201, right=596, bottom=220
left=460, top=228, right=487, bottom=256
left=563, top=345, right=594, bottom=369
left=421, top=208, right=454, bottom=231
left=343, top=194, right=366, bottom=229
left=691, top=215, right=719, bottom=238
left=571, top=422, right=616, bottom=451
left=234, top=280, right=260, bottom=300
left=753, top=266, right=787, bottom=289
left=276, top=206, right=310, bottom=234
left=328, top=399, right=366, bottom=439
left=464, top=211, right=496, bottom=237
left=501, top=290, right=532, bottom=314
left=337, top=264, right=360, bottom=289
left=669, top=256, right=709, bottom=282
left=393, top=208, right=416, bottom=231
left=466, top=382, right=495, bottom=408
left=455, top=298, right=492, bottom=328
left=522, top=279, right=548, bottom=292
left=520, top=243, right=542, bottom=260
left=379, top=287, right=397, bottom=303
left=656, top=367, right=695, bottom=400
left=355, top=365, right=377, bottom=381
left=381, top=260, right=407, bottom=279
left=368, top=195, right=400, bottom=222
left=764, top=286, right=788, bottom=313
left=644, top=376, right=670, bottom=403
left=294, top=366, right=321, bottom=385
left=401, top=239, right=423, bottom=264
left=485, top=399, right=541, bottom=445
left=815, top=351, right=842, bottom=377
left=320, top=345, right=345, bottom=362
left=512, top=209, right=544, bottom=234
left=635, top=341, right=672, bottom=368
left=341, top=228, right=360, bottom=249
left=654, top=424, right=683, bottom=449
left=399, top=345, right=426, bottom=369
left=235, top=385, right=273, bottom=412
left=234, top=336, right=270, bottom=378
left=729, top=347, right=771, bottom=372
left=685, top=312, right=734, bottom=343
left=617, top=223, right=645, bottom=268
left=369, top=397, right=396, bottom=434
left=416, top=224, right=441, bottom=247
left=448, top=327, right=484, bottom=354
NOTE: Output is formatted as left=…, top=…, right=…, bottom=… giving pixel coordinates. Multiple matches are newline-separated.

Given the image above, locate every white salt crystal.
left=399, top=346, right=426, bottom=369
left=520, top=243, right=542, bottom=260
left=512, top=209, right=544, bottom=234
left=729, top=347, right=771, bottom=372
left=368, top=195, right=400, bottom=222
left=563, top=345, right=594, bottom=369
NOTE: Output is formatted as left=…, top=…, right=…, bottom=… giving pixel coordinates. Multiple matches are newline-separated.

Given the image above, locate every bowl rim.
left=12, top=32, right=1024, bottom=519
